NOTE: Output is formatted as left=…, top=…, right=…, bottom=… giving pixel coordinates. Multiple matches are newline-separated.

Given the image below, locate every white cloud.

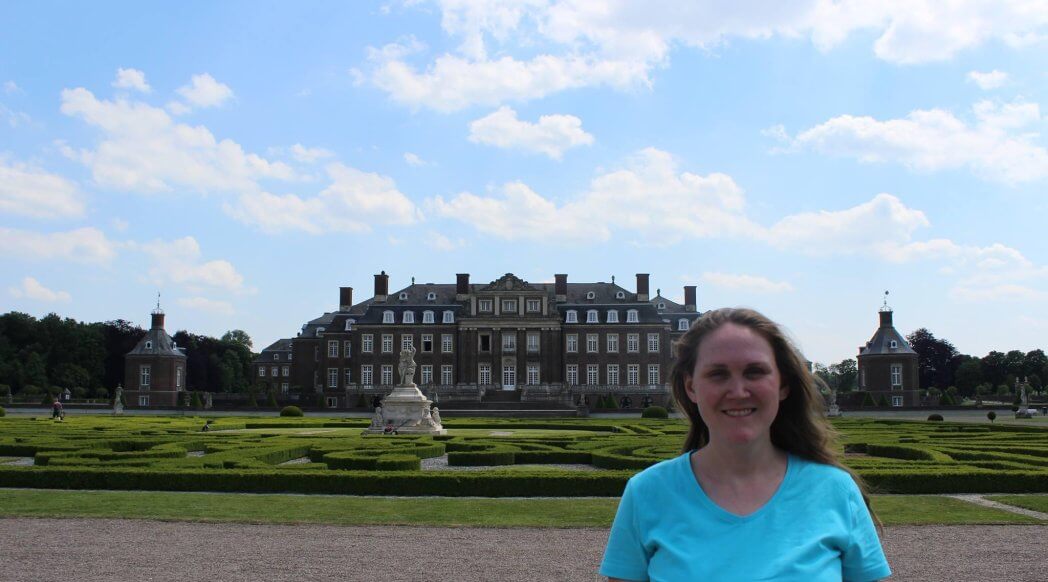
left=165, top=101, right=191, bottom=116
left=777, top=100, right=1048, bottom=184
left=700, top=272, right=794, bottom=294
left=0, top=159, right=85, bottom=219
left=0, top=227, right=117, bottom=264
left=110, top=218, right=129, bottom=231
left=136, top=236, right=247, bottom=293
left=0, top=103, right=31, bottom=127
left=3, top=81, right=21, bottom=94
left=432, top=147, right=758, bottom=244
left=60, top=86, right=295, bottom=193
left=431, top=231, right=466, bottom=251
left=404, top=152, right=432, bottom=166
left=468, top=106, right=594, bottom=159
left=177, top=296, right=235, bottom=315
left=9, top=277, right=71, bottom=303
left=290, top=143, right=334, bottom=163
left=967, top=69, right=1009, bottom=90
left=224, top=163, right=423, bottom=234
left=112, top=68, right=151, bottom=93
left=176, top=73, right=234, bottom=108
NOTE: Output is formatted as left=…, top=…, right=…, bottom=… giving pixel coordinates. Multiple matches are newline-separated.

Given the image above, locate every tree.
left=953, top=359, right=983, bottom=398
left=981, top=351, right=1007, bottom=387
left=831, top=359, right=858, bottom=392
left=1004, top=350, right=1026, bottom=379
left=906, top=328, right=959, bottom=389
left=1023, top=349, right=1047, bottom=381
left=221, top=330, right=253, bottom=351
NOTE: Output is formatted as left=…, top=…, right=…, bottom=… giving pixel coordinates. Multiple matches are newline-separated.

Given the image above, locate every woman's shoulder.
left=626, top=451, right=691, bottom=493
left=789, top=455, right=862, bottom=494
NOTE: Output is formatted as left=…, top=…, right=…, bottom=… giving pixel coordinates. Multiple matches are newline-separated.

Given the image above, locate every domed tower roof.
left=858, top=292, right=916, bottom=356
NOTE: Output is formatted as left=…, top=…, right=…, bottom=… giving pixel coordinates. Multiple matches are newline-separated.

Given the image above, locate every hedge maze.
left=0, top=416, right=1045, bottom=496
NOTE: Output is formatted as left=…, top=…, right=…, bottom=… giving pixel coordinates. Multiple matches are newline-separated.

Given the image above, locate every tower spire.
left=880, top=290, right=891, bottom=312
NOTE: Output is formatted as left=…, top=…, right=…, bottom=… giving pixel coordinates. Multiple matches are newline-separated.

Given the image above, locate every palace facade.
left=254, top=272, right=701, bottom=409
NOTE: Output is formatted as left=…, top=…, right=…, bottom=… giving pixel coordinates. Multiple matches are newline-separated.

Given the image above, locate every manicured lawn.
left=0, top=490, right=1040, bottom=526
left=445, top=428, right=605, bottom=437
left=985, top=495, right=1048, bottom=514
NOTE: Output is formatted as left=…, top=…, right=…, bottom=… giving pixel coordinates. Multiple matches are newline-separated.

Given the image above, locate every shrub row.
left=324, top=452, right=420, bottom=471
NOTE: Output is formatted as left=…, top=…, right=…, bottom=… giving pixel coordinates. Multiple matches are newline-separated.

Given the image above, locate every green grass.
left=0, top=490, right=1039, bottom=527
left=985, top=495, right=1048, bottom=514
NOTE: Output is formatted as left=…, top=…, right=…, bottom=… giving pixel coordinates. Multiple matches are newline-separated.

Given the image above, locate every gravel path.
left=2, top=518, right=1045, bottom=581
left=948, top=494, right=1048, bottom=521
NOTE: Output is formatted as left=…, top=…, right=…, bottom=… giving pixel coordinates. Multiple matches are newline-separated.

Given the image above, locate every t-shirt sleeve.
left=599, top=479, right=650, bottom=581
left=841, top=482, right=892, bottom=582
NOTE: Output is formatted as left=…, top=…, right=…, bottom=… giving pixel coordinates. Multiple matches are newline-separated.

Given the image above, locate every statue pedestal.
left=367, top=383, right=446, bottom=435
left=827, top=404, right=841, bottom=417
left=1015, top=407, right=1033, bottom=419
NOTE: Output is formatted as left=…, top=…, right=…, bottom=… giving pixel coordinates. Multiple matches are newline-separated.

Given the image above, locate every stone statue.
left=1020, top=378, right=1029, bottom=408
left=204, top=392, right=213, bottom=409
left=369, top=406, right=384, bottom=430
left=181, top=391, right=191, bottom=407
left=431, top=406, right=441, bottom=426
left=398, top=346, right=417, bottom=386
left=113, top=385, right=124, bottom=415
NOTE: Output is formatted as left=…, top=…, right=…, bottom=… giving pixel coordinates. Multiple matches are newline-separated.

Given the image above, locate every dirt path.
left=2, top=518, right=1045, bottom=581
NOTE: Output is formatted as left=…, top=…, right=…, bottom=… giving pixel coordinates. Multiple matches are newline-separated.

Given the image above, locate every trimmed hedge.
left=279, top=406, right=303, bottom=417
left=641, top=406, right=669, bottom=419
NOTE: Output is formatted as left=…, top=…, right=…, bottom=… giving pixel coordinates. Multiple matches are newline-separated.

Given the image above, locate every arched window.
left=678, top=318, right=689, bottom=331
left=145, top=341, right=152, bottom=349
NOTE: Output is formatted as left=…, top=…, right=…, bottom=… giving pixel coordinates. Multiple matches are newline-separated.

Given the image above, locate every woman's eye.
left=745, top=367, right=768, bottom=377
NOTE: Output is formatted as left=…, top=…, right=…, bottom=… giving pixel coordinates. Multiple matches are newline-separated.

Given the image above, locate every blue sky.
left=1, top=1, right=1046, bottom=365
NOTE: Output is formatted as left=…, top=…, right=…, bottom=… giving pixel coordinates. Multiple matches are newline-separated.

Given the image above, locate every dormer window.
left=442, top=310, right=454, bottom=323
left=678, top=318, right=689, bottom=331
left=315, top=327, right=326, bottom=337
left=427, top=292, right=437, bottom=301
left=382, top=311, right=394, bottom=324
left=399, top=292, right=409, bottom=301
left=423, top=310, right=434, bottom=324
left=274, top=354, right=280, bottom=361
left=616, top=291, right=625, bottom=299
left=607, top=310, right=619, bottom=323
left=344, top=318, right=355, bottom=331
left=657, top=302, right=666, bottom=310
left=145, top=340, right=152, bottom=350
left=627, top=310, right=639, bottom=323
left=890, top=340, right=898, bottom=348
left=586, top=309, right=598, bottom=323
left=403, top=311, right=415, bottom=324
left=566, top=310, right=578, bottom=323
left=586, top=291, right=595, bottom=300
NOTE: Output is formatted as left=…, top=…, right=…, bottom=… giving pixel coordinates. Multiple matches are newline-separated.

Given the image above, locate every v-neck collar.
left=681, top=451, right=794, bottom=523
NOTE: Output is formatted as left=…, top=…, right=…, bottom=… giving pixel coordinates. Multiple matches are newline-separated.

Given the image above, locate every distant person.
left=51, top=398, right=64, bottom=420
left=601, top=308, right=890, bottom=581
left=383, top=421, right=397, bottom=435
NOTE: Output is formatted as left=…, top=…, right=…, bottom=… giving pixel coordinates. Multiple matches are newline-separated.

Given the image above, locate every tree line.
left=815, top=327, right=1047, bottom=398
left=0, top=311, right=256, bottom=399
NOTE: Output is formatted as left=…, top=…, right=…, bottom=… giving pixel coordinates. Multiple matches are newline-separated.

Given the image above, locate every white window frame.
left=273, top=354, right=280, bottom=361
left=627, top=309, right=639, bottom=323
left=586, top=291, right=595, bottom=300
left=526, top=364, right=540, bottom=385
left=648, top=364, right=660, bottom=386
left=344, top=318, right=355, bottom=331
left=361, top=365, right=373, bottom=387
left=271, top=366, right=278, bottom=377
left=381, top=334, right=393, bottom=353
left=328, top=368, right=338, bottom=388
left=140, top=365, right=151, bottom=387
left=607, top=310, right=619, bottom=323
left=678, top=318, right=689, bottom=331
left=586, top=333, right=599, bottom=353
left=479, top=299, right=493, bottom=312
left=586, top=364, right=599, bottom=386
left=526, top=332, right=540, bottom=353
left=315, top=327, right=325, bottom=337
left=566, top=310, right=577, bottom=323
left=890, top=364, right=903, bottom=388
left=403, top=311, right=415, bottom=324
left=422, top=334, right=433, bottom=353
left=427, top=292, right=437, bottom=301
left=138, top=395, right=149, bottom=407
left=401, top=334, right=413, bottom=350
left=421, top=365, right=433, bottom=385
left=380, top=365, right=394, bottom=386
left=328, top=340, right=339, bottom=358
left=442, top=310, right=454, bottom=324
left=282, top=366, right=289, bottom=377
left=479, top=363, right=492, bottom=385
left=606, top=334, right=618, bottom=353
left=627, top=333, right=639, bottom=353
left=891, top=395, right=903, bottom=407
left=176, top=367, right=182, bottom=388
left=422, top=311, right=434, bottom=324
left=382, top=311, right=394, bottom=324
left=281, top=382, right=289, bottom=394
left=566, top=364, right=578, bottom=386
left=627, top=364, right=639, bottom=386
left=441, top=365, right=453, bottom=385
left=586, top=309, right=598, bottom=323
left=566, top=334, right=578, bottom=353
left=258, top=366, right=266, bottom=378
left=344, top=368, right=352, bottom=386
left=441, top=334, right=453, bottom=353
left=362, top=334, right=374, bottom=353
left=526, top=299, right=541, bottom=313
left=648, top=333, right=660, bottom=353
left=502, top=332, right=516, bottom=353
left=616, top=291, right=625, bottom=299
left=343, top=341, right=351, bottom=358
left=399, top=292, right=408, bottom=300
left=502, top=299, right=518, bottom=313
left=607, top=364, right=619, bottom=386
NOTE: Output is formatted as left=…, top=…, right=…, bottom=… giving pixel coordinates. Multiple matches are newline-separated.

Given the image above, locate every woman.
left=600, top=308, right=890, bottom=581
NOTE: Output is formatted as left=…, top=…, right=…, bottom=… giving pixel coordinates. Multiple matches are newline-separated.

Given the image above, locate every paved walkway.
left=948, top=494, right=1048, bottom=521
left=2, top=518, right=1046, bottom=581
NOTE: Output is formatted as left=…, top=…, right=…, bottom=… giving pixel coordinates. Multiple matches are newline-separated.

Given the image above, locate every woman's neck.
left=695, top=439, right=785, bottom=480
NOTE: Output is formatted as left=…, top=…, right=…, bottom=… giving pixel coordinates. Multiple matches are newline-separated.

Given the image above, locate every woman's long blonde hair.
left=670, top=308, right=878, bottom=521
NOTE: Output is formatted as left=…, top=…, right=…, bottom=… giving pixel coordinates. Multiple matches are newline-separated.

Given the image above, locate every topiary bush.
left=987, top=411, right=997, bottom=423
left=860, top=391, right=875, bottom=407
left=641, top=406, right=669, bottom=419
left=280, top=405, right=303, bottom=417
left=927, top=414, right=944, bottom=421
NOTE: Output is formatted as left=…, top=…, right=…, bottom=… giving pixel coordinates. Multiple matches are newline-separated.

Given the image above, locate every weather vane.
left=880, top=290, right=891, bottom=311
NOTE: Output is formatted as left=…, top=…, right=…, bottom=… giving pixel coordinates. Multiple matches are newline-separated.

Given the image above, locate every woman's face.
left=684, top=323, right=788, bottom=447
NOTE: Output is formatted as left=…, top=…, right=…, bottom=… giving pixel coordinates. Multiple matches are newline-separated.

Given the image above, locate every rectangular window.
left=648, top=365, right=660, bottom=386
left=502, top=364, right=516, bottom=387
left=258, top=366, right=266, bottom=377
left=381, top=365, right=393, bottom=386
left=890, top=364, right=903, bottom=388
left=343, top=341, right=352, bottom=358
left=586, top=364, right=599, bottom=386
left=328, top=368, right=338, bottom=388
left=606, top=334, right=619, bottom=353
left=479, top=299, right=493, bottom=312
left=361, top=365, right=373, bottom=387
left=326, top=396, right=338, bottom=408
left=140, top=365, right=151, bottom=387
left=479, top=363, right=492, bottom=385
left=402, top=311, right=414, bottom=324
left=281, top=382, right=288, bottom=394
left=401, top=334, right=413, bottom=350
left=442, top=310, right=454, bottom=324
left=422, top=311, right=434, bottom=324
left=586, top=310, right=598, bottom=323
left=627, top=364, right=639, bottom=386
left=891, top=395, right=903, bottom=407
left=421, top=365, right=433, bottom=385
left=344, top=368, right=352, bottom=385
left=586, top=333, right=598, bottom=353
left=442, top=334, right=453, bottom=353
left=328, top=340, right=339, bottom=358
left=607, top=364, right=619, bottom=386
left=627, top=333, right=639, bottom=353
left=362, top=334, right=374, bottom=353
left=282, top=366, right=289, bottom=377
left=566, top=334, right=578, bottom=353
left=502, top=332, right=516, bottom=353
left=648, top=333, right=660, bottom=353
left=526, top=299, right=541, bottom=312
left=479, top=333, right=491, bottom=352
left=566, top=364, right=578, bottom=385
left=565, top=310, right=578, bottom=323
left=441, top=365, right=453, bottom=385
left=526, top=332, right=540, bottom=353
left=138, top=395, right=149, bottom=407
left=271, top=366, right=278, bottom=377
left=502, top=299, right=517, bottom=313
left=527, top=364, right=540, bottom=385
left=381, top=334, right=393, bottom=353
left=422, top=334, right=433, bottom=353
left=176, top=367, right=182, bottom=388
left=627, top=310, right=639, bottom=323
left=607, top=311, right=619, bottom=323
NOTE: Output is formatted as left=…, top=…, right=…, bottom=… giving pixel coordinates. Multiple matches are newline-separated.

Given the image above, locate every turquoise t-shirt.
left=600, top=452, right=891, bottom=582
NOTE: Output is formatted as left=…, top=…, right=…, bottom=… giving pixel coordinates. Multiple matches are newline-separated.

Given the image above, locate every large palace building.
left=254, top=272, right=701, bottom=409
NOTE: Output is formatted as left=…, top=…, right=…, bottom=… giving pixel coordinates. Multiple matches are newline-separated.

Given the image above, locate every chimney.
left=879, top=310, right=893, bottom=327
left=636, top=273, right=650, bottom=302
left=555, top=274, right=567, bottom=302
left=150, top=312, right=165, bottom=330
left=374, top=271, right=389, bottom=302
left=339, top=287, right=353, bottom=312
left=684, top=285, right=697, bottom=312
left=456, top=273, right=470, bottom=300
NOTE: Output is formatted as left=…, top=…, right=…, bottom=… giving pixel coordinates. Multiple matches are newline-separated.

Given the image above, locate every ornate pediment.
left=480, top=273, right=535, bottom=292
